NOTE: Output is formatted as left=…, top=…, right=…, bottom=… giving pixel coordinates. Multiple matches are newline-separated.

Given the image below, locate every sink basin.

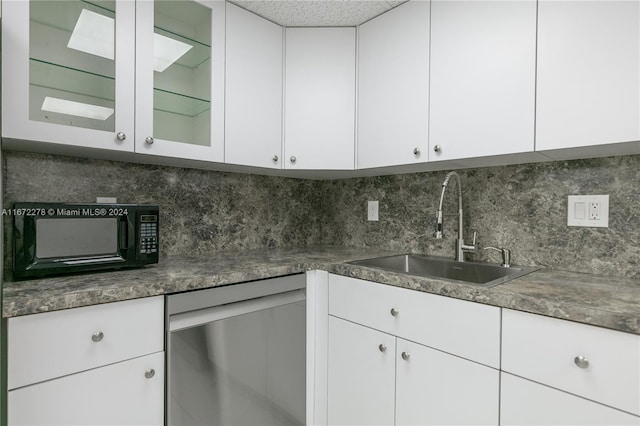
left=347, top=254, right=538, bottom=287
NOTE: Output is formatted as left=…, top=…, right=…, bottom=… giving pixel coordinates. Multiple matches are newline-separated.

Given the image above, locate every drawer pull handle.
left=379, top=344, right=387, bottom=353
left=401, top=351, right=410, bottom=361
left=390, top=308, right=399, bottom=317
left=145, top=369, right=156, bottom=379
left=91, top=331, right=104, bottom=342
left=574, top=355, right=589, bottom=369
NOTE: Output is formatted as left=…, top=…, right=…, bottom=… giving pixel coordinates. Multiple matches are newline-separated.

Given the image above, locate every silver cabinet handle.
left=379, top=344, right=387, bottom=353
left=290, top=156, right=297, bottom=164
left=145, top=136, right=154, bottom=145
left=401, top=352, right=410, bottom=361
left=413, top=147, right=420, bottom=156
left=390, top=308, right=399, bottom=317
left=145, top=369, right=155, bottom=379
left=574, top=355, right=589, bottom=369
left=433, top=144, right=442, bottom=153
left=116, top=132, right=126, bottom=141
left=273, top=155, right=279, bottom=163
left=91, top=331, right=104, bottom=342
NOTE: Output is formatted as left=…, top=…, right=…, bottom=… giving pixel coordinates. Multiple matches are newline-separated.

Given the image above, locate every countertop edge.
left=3, top=253, right=639, bottom=336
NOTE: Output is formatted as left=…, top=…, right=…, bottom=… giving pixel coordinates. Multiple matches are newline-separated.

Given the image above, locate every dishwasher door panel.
left=168, top=299, right=306, bottom=426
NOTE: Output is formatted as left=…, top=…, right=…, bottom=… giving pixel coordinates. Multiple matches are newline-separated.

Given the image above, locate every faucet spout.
left=434, top=171, right=477, bottom=262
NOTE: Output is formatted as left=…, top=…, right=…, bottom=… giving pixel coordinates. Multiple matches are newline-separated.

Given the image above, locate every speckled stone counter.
left=3, top=247, right=639, bottom=335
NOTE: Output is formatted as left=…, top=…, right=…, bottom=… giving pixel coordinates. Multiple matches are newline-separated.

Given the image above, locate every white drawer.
left=8, top=296, right=164, bottom=390
left=502, top=309, right=640, bottom=416
left=328, top=274, right=500, bottom=367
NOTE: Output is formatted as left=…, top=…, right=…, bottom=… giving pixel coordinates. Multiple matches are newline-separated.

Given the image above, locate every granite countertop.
left=3, top=247, right=639, bottom=335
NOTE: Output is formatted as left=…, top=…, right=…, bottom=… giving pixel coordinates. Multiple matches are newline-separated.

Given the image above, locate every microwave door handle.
left=119, top=215, right=134, bottom=249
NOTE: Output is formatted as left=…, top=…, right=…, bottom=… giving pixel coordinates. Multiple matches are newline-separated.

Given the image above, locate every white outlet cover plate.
left=567, top=195, right=609, bottom=228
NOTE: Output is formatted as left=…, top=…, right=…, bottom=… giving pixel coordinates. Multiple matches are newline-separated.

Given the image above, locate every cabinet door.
left=284, top=28, right=356, bottom=170
left=225, top=3, right=283, bottom=169
left=429, top=0, right=536, bottom=161
left=396, top=339, right=499, bottom=426
left=536, top=0, right=640, bottom=152
left=1, top=0, right=135, bottom=152
left=501, top=373, right=640, bottom=426
left=357, top=0, right=430, bottom=169
left=8, top=351, right=164, bottom=426
left=135, top=0, right=224, bottom=162
left=327, top=316, right=395, bottom=426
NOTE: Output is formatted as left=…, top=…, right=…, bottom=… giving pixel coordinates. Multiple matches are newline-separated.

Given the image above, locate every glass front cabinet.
left=2, top=0, right=225, bottom=162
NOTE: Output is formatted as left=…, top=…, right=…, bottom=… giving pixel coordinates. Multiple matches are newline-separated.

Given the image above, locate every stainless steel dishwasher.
left=166, top=274, right=306, bottom=426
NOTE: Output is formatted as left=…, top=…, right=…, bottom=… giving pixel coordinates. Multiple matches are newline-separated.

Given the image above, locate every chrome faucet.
left=434, top=171, right=477, bottom=262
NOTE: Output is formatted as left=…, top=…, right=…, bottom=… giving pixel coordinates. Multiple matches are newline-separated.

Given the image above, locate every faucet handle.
left=470, top=231, right=477, bottom=247
left=483, top=246, right=511, bottom=268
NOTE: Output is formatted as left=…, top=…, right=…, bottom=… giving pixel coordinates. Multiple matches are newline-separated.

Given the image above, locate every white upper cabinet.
left=536, top=0, right=640, bottom=152
left=284, top=28, right=356, bottom=170
left=225, top=3, right=283, bottom=169
left=2, top=0, right=135, bottom=152
left=429, top=0, right=537, bottom=162
left=135, top=0, right=225, bottom=162
left=357, top=0, right=430, bottom=169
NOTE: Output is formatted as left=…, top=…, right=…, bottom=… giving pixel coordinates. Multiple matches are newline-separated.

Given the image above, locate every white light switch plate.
left=567, top=195, right=609, bottom=227
left=96, top=197, right=117, bottom=203
left=367, top=201, right=379, bottom=221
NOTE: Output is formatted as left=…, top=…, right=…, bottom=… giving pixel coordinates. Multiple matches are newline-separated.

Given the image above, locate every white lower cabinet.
left=502, top=309, right=640, bottom=417
left=8, top=352, right=164, bottom=426
left=7, top=296, right=165, bottom=425
left=327, top=312, right=499, bottom=426
left=395, top=339, right=498, bottom=426
left=328, top=316, right=396, bottom=426
left=327, top=274, right=500, bottom=425
left=501, top=373, right=640, bottom=426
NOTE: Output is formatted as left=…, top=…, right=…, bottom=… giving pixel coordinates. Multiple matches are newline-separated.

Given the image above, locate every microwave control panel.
left=139, top=214, right=158, bottom=255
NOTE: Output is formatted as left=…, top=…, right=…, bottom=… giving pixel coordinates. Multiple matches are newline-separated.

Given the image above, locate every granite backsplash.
left=3, top=151, right=639, bottom=280
left=2, top=152, right=325, bottom=277
left=318, top=155, right=640, bottom=279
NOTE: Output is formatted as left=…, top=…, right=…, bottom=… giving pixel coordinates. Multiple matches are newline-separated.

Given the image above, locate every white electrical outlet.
left=567, top=195, right=609, bottom=227
left=589, top=201, right=601, bottom=220
left=367, top=201, right=379, bottom=221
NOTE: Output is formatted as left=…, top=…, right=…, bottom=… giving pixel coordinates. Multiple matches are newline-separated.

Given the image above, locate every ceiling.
left=230, top=0, right=407, bottom=27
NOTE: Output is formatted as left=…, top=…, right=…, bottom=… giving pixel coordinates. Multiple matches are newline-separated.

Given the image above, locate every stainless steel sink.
left=347, top=254, right=538, bottom=287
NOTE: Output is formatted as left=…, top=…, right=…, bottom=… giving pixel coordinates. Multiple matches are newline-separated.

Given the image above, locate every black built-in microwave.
left=13, top=203, right=159, bottom=279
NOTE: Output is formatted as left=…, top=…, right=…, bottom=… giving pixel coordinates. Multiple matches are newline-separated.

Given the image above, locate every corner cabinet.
left=357, top=0, right=430, bottom=169
left=284, top=28, right=356, bottom=170
left=7, top=297, right=164, bottom=425
left=429, top=0, right=536, bottom=162
left=224, top=3, right=283, bottom=169
left=2, top=0, right=225, bottom=162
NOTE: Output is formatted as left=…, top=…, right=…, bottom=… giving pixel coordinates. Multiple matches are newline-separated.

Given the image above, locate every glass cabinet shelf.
left=31, top=0, right=115, bottom=34
left=30, top=58, right=115, bottom=101
left=153, top=88, right=210, bottom=118
left=154, top=26, right=211, bottom=70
